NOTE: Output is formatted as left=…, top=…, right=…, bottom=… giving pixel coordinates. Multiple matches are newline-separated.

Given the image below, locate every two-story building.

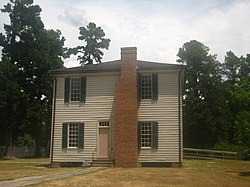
left=50, top=47, right=185, bottom=167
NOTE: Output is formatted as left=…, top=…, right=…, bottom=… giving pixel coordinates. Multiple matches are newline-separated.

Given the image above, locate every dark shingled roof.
left=50, top=60, right=185, bottom=74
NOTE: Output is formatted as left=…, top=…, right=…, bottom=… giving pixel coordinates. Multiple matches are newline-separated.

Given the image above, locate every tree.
left=223, top=52, right=250, bottom=147
left=69, top=22, right=111, bottom=65
left=0, top=60, right=26, bottom=157
left=0, top=0, right=65, bottom=156
left=177, top=40, right=230, bottom=148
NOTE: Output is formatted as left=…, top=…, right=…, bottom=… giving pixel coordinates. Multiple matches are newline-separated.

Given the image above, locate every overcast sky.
left=0, top=0, right=250, bottom=68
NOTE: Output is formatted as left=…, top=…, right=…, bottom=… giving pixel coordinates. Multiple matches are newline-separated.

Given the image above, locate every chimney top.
left=121, top=47, right=137, bottom=54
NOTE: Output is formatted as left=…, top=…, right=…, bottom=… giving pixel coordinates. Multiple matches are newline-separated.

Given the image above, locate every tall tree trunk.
left=5, top=127, right=14, bottom=157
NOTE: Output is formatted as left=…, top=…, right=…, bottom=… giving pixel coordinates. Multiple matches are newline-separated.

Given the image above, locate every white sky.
left=0, top=0, right=250, bottom=68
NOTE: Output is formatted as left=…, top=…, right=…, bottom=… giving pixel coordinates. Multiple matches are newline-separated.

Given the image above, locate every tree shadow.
left=239, top=172, right=250, bottom=176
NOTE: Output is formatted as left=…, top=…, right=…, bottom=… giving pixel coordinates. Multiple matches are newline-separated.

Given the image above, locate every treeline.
left=0, top=0, right=110, bottom=157
left=0, top=0, right=249, bottom=158
left=178, top=41, right=250, bottom=158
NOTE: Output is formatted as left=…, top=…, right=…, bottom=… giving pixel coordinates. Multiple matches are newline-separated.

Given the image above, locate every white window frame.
left=99, top=121, right=110, bottom=128
left=141, top=122, right=152, bottom=148
left=70, top=77, right=81, bottom=102
left=68, top=123, right=79, bottom=148
left=141, top=74, right=152, bottom=100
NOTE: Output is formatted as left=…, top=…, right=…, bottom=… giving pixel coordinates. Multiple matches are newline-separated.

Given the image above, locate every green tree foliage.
left=0, top=0, right=65, bottom=156
left=234, top=111, right=250, bottom=147
left=223, top=51, right=250, bottom=149
left=68, top=22, right=111, bottom=65
left=16, top=134, right=36, bottom=147
left=177, top=40, right=230, bottom=148
left=0, top=60, right=26, bottom=157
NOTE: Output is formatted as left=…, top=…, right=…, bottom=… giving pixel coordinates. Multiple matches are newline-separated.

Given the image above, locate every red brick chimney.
left=115, top=47, right=138, bottom=167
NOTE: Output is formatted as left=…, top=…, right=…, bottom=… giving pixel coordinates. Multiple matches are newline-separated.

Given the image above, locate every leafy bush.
left=16, top=134, right=36, bottom=147
left=213, top=141, right=248, bottom=160
left=0, top=146, right=5, bottom=158
left=241, top=149, right=250, bottom=161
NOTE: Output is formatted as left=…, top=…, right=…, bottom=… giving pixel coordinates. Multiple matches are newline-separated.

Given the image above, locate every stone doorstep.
left=91, top=159, right=114, bottom=167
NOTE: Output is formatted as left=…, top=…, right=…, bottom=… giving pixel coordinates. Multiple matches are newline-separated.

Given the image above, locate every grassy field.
left=1, top=158, right=249, bottom=186
left=0, top=158, right=77, bottom=181
left=34, top=159, right=250, bottom=187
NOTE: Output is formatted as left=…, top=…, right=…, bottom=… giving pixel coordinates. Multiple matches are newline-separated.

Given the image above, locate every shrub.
left=213, top=141, right=248, bottom=160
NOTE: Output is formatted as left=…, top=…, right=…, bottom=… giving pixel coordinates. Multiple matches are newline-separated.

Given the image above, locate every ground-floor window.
left=99, top=121, right=110, bottom=127
left=141, top=122, right=152, bottom=148
left=138, top=121, right=158, bottom=149
left=62, top=122, right=84, bottom=149
left=68, top=123, right=79, bottom=148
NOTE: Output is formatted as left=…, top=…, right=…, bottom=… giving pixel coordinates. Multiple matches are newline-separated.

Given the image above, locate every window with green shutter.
left=64, top=78, right=70, bottom=103
left=152, top=122, right=158, bottom=149
left=139, top=74, right=158, bottom=101
left=64, top=77, right=86, bottom=103
left=62, top=123, right=68, bottom=149
left=78, top=123, right=84, bottom=149
left=62, top=122, right=85, bottom=149
left=137, top=73, right=141, bottom=102
left=152, top=74, right=158, bottom=101
left=80, top=77, right=86, bottom=103
left=138, top=121, right=158, bottom=150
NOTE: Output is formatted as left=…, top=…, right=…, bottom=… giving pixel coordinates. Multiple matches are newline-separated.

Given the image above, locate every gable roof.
left=50, top=60, right=185, bottom=75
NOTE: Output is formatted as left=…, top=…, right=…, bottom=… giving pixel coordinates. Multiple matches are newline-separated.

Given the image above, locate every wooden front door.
left=98, top=128, right=109, bottom=158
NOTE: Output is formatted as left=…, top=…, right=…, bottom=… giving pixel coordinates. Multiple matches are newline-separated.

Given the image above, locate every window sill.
left=141, top=147, right=151, bottom=150
left=64, top=102, right=86, bottom=106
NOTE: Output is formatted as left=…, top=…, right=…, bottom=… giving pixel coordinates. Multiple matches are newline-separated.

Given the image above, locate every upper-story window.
left=64, top=77, right=86, bottom=103
left=138, top=74, right=158, bottom=101
left=141, top=75, right=152, bottom=99
left=70, top=78, right=81, bottom=101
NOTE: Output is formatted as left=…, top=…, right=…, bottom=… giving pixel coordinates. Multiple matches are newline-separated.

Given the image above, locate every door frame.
left=97, top=120, right=110, bottom=158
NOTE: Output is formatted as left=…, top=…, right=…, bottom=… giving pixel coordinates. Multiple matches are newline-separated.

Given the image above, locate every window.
left=64, top=77, right=86, bottom=103
left=70, top=78, right=80, bottom=101
left=99, top=121, right=110, bottom=127
left=68, top=123, right=78, bottom=148
left=138, top=122, right=158, bottom=149
left=141, top=122, right=152, bottom=148
left=141, top=75, right=152, bottom=99
left=62, top=123, right=84, bottom=149
left=138, top=74, right=158, bottom=101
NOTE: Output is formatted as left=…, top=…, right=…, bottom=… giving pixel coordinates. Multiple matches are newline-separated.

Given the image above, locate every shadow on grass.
left=36, top=164, right=52, bottom=168
left=239, top=172, right=250, bottom=176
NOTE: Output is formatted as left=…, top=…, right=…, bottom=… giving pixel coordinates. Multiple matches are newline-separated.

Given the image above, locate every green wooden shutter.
left=78, top=123, right=84, bottom=149
left=64, top=78, right=70, bottom=103
left=138, top=123, right=141, bottom=150
left=137, top=73, right=141, bottom=102
left=80, top=77, right=86, bottom=103
left=62, top=123, right=68, bottom=149
left=152, top=122, right=158, bottom=149
left=152, top=74, right=158, bottom=101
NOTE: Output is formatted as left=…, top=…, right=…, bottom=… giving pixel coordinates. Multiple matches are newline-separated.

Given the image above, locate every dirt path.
left=0, top=167, right=106, bottom=187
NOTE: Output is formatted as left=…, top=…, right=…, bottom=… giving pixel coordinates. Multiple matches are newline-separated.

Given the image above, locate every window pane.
left=141, top=122, right=152, bottom=148
left=99, top=121, right=110, bottom=127
left=68, top=123, right=78, bottom=148
left=70, top=78, right=80, bottom=101
left=141, top=75, right=152, bottom=99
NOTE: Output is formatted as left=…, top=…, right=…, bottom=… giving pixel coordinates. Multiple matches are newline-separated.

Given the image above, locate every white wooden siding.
left=52, top=70, right=183, bottom=163
left=138, top=71, right=183, bottom=163
left=52, top=73, right=119, bottom=162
